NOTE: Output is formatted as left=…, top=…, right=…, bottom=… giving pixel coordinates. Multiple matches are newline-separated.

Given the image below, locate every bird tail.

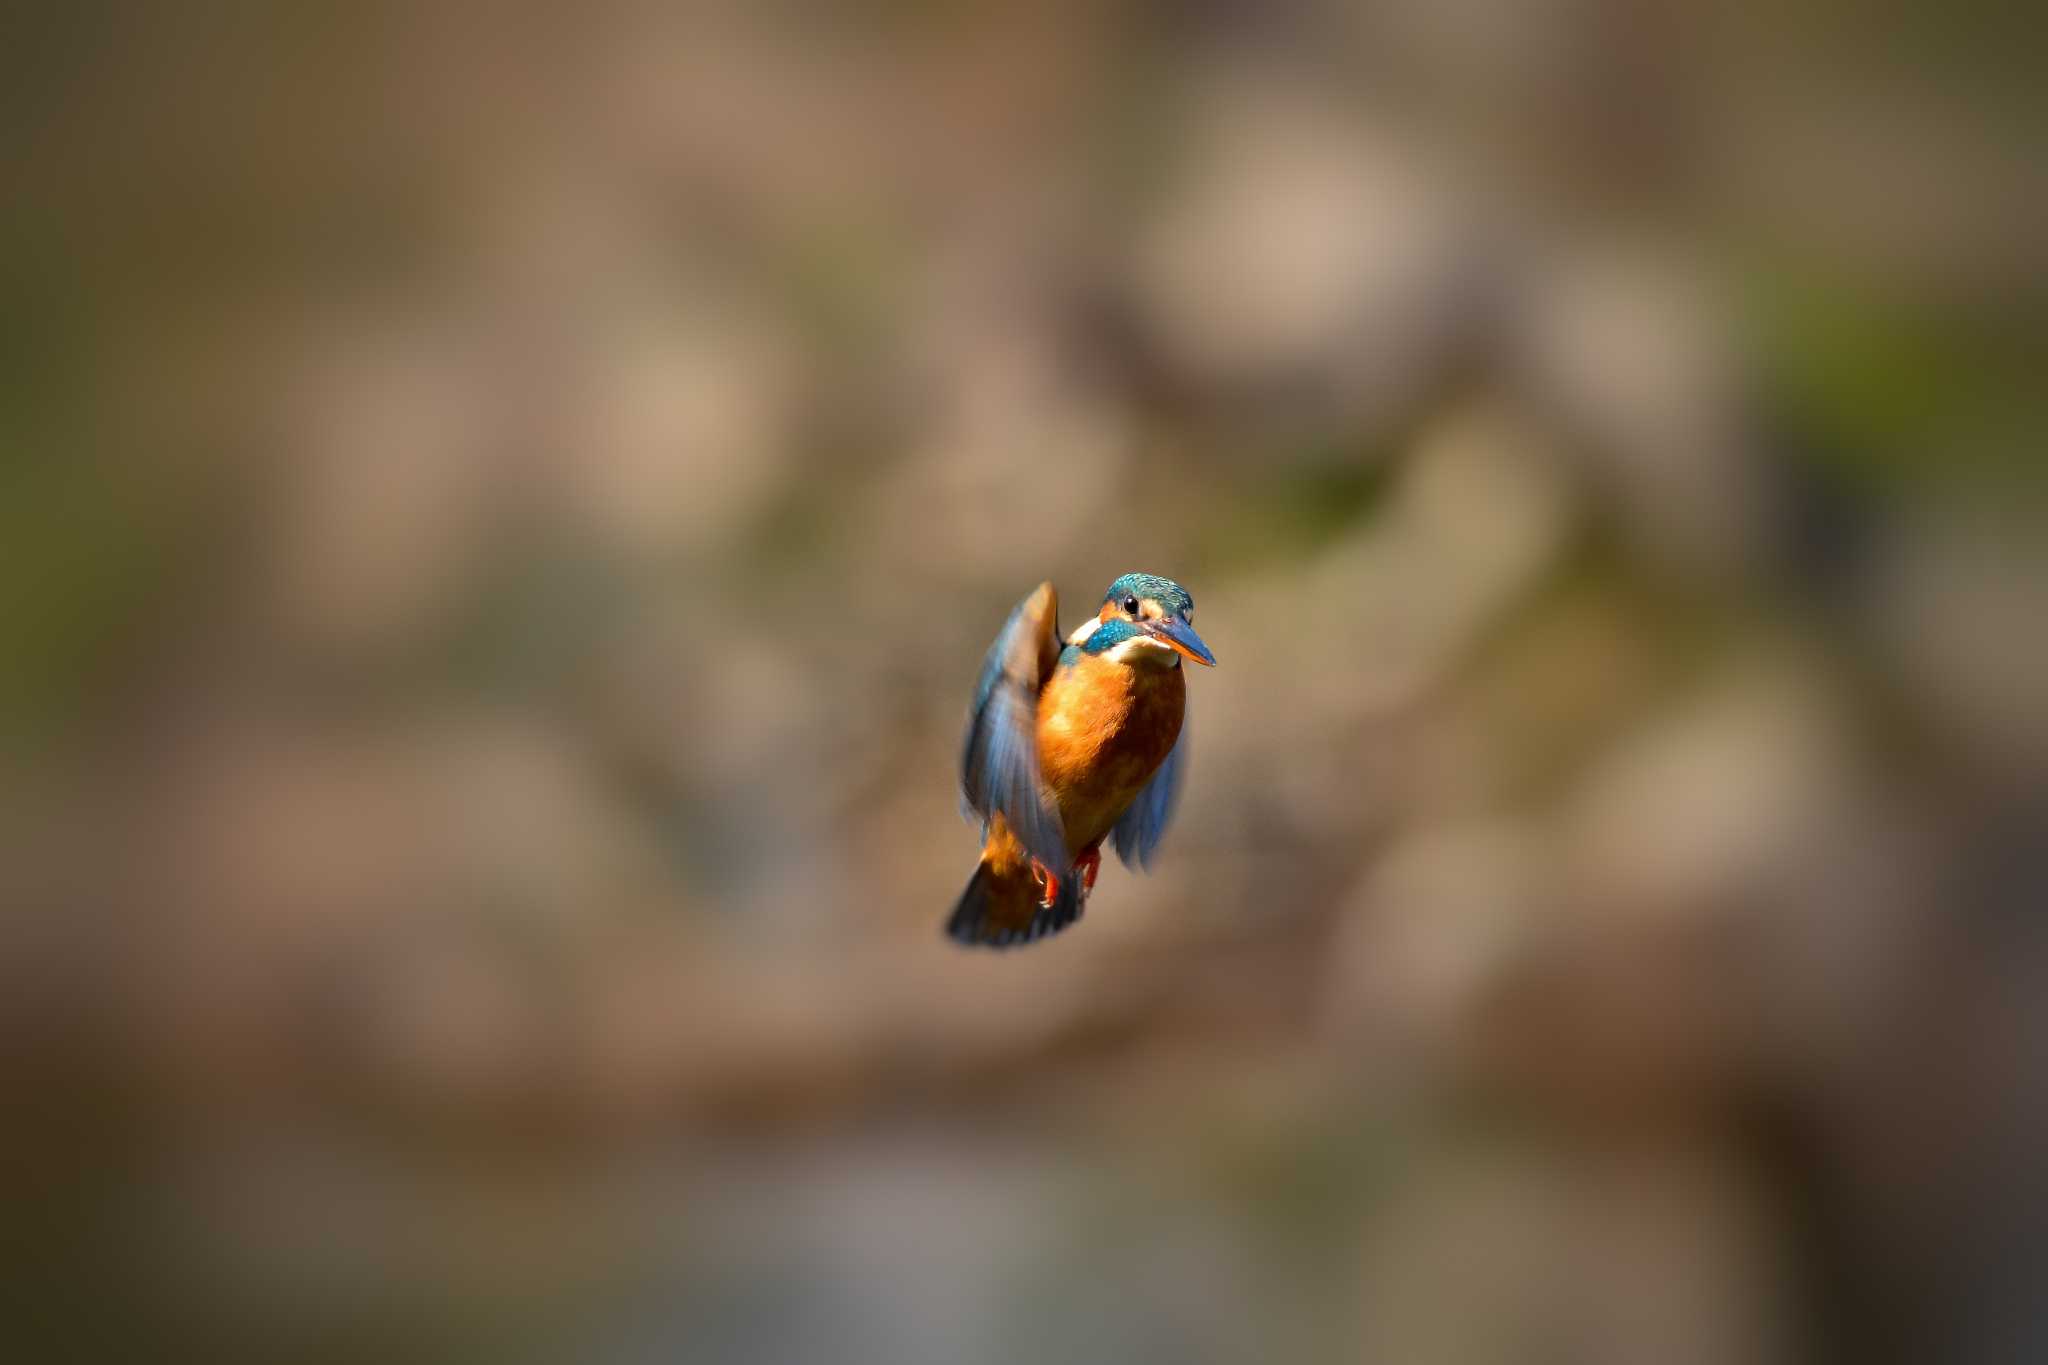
left=945, top=861, right=1084, bottom=949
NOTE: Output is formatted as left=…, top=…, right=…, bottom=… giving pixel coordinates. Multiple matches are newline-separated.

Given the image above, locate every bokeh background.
left=5, top=3, right=2044, bottom=1362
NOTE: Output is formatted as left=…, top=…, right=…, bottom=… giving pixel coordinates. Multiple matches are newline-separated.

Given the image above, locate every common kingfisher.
left=949, top=573, right=1216, bottom=948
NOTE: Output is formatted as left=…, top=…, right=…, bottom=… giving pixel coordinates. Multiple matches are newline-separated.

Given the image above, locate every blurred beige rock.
left=1561, top=651, right=1854, bottom=931
left=1131, top=75, right=1469, bottom=406
left=1324, top=819, right=1540, bottom=1051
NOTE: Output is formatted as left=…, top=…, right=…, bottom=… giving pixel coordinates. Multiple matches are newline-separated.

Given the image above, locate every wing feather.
left=961, top=582, right=1066, bottom=870
left=1111, top=720, right=1185, bottom=871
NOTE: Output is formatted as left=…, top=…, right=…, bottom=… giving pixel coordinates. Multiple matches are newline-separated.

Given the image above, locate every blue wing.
left=961, top=582, right=1067, bottom=871
left=1111, top=720, right=1185, bottom=871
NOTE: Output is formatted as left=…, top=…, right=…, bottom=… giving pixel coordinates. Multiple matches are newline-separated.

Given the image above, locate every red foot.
left=1076, top=846, right=1102, bottom=896
left=1029, top=859, right=1063, bottom=909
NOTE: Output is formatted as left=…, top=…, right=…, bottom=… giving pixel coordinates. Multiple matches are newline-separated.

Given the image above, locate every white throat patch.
left=1102, top=634, right=1180, bottom=668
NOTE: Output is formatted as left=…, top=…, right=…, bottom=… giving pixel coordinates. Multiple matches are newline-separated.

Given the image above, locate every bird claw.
left=1076, top=846, right=1101, bottom=896
left=1029, top=859, right=1063, bottom=909
left=1032, top=847, right=1103, bottom=908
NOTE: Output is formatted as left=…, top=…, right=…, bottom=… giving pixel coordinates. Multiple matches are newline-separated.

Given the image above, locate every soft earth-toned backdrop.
left=5, top=5, right=2042, bottom=1362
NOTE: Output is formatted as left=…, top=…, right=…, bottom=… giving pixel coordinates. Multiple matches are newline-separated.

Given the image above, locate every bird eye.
left=1122, top=595, right=1140, bottom=614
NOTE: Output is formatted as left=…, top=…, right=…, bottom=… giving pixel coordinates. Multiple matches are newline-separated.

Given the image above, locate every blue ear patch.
left=1079, top=618, right=1144, bottom=656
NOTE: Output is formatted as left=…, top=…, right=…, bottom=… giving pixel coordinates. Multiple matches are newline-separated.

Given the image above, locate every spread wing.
left=1111, top=719, right=1185, bottom=871
left=961, top=581, right=1067, bottom=870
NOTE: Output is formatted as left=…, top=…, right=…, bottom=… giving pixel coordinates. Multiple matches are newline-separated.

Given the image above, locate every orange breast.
left=1036, top=653, right=1185, bottom=855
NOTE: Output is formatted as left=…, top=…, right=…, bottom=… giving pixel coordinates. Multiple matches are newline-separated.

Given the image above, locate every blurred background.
left=3, top=2, right=2044, bottom=1361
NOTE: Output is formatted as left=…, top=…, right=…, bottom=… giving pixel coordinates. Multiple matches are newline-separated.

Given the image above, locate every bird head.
left=1071, top=573, right=1215, bottom=669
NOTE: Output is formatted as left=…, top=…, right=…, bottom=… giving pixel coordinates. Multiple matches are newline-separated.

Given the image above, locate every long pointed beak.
left=1149, top=616, right=1216, bottom=667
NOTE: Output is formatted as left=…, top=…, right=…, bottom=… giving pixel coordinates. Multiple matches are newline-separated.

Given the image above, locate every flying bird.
left=950, top=573, right=1215, bottom=947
